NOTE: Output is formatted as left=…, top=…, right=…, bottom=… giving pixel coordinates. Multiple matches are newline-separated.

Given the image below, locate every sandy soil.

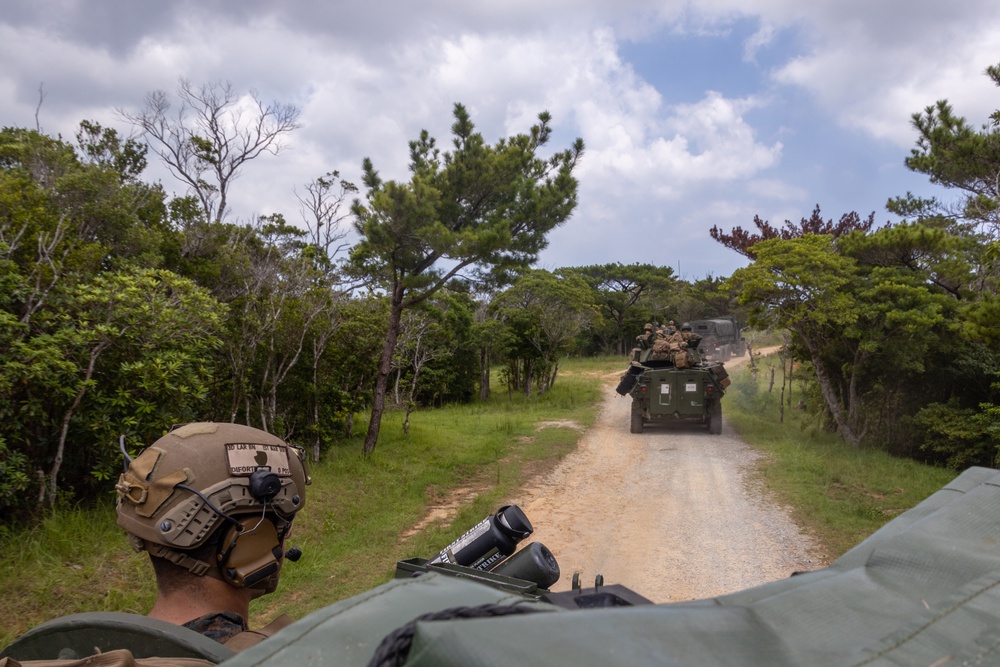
left=506, top=351, right=826, bottom=603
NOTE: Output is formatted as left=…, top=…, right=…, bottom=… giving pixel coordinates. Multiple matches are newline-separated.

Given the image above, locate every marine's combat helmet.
left=681, top=322, right=692, bottom=331
left=644, top=323, right=654, bottom=331
left=115, top=423, right=309, bottom=593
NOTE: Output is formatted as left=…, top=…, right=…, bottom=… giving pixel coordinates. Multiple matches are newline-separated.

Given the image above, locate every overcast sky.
left=3, top=1, right=999, bottom=279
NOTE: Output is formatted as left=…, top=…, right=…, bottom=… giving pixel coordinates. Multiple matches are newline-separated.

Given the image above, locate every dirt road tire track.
left=510, top=354, right=825, bottom=603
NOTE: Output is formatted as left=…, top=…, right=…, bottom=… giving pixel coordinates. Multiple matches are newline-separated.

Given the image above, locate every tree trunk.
left=311, top=350, right=321, bottom=463
left=402, top=357, right=424, bottom=435
left=779, top=384, right=785, bottom=424
left=845, top=346, right=869, bottom=443
left=788, top=357, right=793, bottom=409
left=523, top=362, right=534, bottom=397
left=479, top=345, right=491, bottom=401
left=800, top=333, right=860, bottom=446
left=615, top=316, right=625, bottom=356
left=363, top=297, right=404, bottom=456
left=47, top=339, right=109, bottom=507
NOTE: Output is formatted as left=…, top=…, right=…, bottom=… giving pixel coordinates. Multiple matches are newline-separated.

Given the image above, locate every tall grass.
left=724, top=352, right=954, bottom=559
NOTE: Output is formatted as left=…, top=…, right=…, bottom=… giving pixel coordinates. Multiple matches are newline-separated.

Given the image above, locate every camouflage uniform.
left=679, top=323, right=703, bottom=364
left=636, top=323, right=655, bottom=348
left=632, top=323, right=656, bottom=361
left=184, top=611, right=248, bottom=643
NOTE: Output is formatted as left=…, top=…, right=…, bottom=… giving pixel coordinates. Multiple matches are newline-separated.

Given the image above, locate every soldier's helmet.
left=668, top=320, right=676, bottom=326
left=644, top=323, right=653, bottom=331
left=115, top=423, right=309, bottom=594
left=681, top=322, right=692, bottom=331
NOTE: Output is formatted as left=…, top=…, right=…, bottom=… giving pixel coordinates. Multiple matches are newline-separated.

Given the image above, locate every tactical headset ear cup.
left=217, top=516, right=283, bottom=589
left=249, top=468, right=281, bottom=501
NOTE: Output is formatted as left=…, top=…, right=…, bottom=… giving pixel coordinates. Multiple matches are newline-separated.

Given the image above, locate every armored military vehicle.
left=690, top=317, right=746, bottom=360
left=617, top=360, right=729, bottom=434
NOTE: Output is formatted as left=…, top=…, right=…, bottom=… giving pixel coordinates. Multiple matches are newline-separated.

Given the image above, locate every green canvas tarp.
left=224, top=466, right=1000, bottom=666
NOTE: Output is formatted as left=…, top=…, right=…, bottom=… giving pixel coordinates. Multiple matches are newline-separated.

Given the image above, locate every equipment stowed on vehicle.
left=616, top=358, right=731, bottom=435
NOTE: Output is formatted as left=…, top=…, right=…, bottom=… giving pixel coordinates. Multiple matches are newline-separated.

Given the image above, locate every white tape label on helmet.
left=226, top=443, right=292, bottom=476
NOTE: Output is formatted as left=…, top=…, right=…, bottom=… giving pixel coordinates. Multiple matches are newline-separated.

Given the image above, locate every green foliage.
left=2, top=268, right=225, bottom=510
left=725, top=354, right=954, bottom=557
left=912, top=398, right=1000, bottom=469
left=728, top=223, right=978, bottom=453
left=350, top=104, right=584, bottom=293
left=562, top=263, right=676, bottom=354
left=0, top=126, right=231, bottom=515
left=671, top=274, right=746, bottom=325
left=491, top=269, right=600, bottom=395
left=0, top=435, right=30, bottom=506
left=3, top=58, right=998, bottom=541
left=395, top=288, right=478, bottom=407
left=350, top=103, right=584, bottom=454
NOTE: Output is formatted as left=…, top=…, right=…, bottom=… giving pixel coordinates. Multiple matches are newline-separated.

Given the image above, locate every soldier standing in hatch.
left=638, top=323, right=656, bottom=346
left=678, top=322, right=703, bottom=365
left=631, top=323, right=656, bottom=362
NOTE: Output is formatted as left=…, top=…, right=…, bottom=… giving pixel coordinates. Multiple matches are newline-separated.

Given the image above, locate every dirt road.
left=508, top=353, right=825, bottom=603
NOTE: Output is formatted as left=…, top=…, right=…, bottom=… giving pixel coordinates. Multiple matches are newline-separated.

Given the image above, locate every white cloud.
left=3, top=0, right=998, bottom=277
left=743, top=22, right=777, bottom=62
left=765, top=3, right=1000, bottom=146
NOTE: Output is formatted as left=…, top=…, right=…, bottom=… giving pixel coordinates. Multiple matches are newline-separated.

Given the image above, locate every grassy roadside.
left=724, top=351, right=955, bottom=560
left=0, top=356, right=623, bottom=648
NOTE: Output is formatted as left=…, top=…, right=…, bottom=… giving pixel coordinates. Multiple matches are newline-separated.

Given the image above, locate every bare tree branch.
left=119, top=79, right=301, bottom=224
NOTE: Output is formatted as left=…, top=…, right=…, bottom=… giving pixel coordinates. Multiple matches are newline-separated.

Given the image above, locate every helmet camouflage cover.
left=116, top=423, right=308, bottom=578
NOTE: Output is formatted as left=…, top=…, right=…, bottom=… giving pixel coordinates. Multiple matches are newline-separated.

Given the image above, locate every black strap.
left=366, top=604, right=547, bottom=667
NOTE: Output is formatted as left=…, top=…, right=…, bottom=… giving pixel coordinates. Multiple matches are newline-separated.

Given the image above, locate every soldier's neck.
left=149, top=575, right=253, bottom=626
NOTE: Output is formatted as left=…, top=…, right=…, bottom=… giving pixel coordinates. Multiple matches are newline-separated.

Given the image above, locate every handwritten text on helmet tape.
left=225, top=443, right=292, bottom=476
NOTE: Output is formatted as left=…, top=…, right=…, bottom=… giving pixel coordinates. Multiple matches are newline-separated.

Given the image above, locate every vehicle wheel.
left=737, top=342, right=746, bottom=357
left=708, top=402, right=722, bottom=435
left=630, top=409, right=644, bottom=434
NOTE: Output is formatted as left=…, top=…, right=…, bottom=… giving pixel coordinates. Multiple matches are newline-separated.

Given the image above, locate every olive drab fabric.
left=217, top=467, right=1000, bottom=666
